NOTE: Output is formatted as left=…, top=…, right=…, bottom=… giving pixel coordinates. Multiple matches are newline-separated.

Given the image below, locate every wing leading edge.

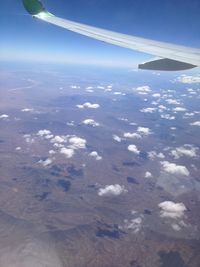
left=23, top=0, right=200, bottom=71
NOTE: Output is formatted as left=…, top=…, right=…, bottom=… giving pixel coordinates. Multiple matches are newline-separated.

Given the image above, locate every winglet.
left=22, top=0, right=46, bottom=15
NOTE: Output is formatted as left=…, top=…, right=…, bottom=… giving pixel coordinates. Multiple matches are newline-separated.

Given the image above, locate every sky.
left=1, top=0, right=200, bottom=67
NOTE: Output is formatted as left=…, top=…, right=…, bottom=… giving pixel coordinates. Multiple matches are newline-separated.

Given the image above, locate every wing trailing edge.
left=139, top=58, right=196, bottom=71
left=23, top=0, right=200, bottom=71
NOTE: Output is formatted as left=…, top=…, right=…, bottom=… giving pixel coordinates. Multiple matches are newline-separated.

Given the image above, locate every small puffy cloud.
left=128, top=144, right=140, bottom=154
left=161, top=114, right=175, bottom=120
left=140, top=107, right=157, bottom=113
left=67, top=121, right=75, bottom=126
left=98, top=184, right=127, bottom=196
left=89, top=151, right=102, bottom=160
left=21, top=108, right=33, bottom=112
left=158, top=201, right=187, bottom=219
left=173, top=107, right=187, bottom=112
left=170, top=144, right=198, bottom=159
left=86, top=88, right=94, bottom=93
left=53, top=143, right=64, bottom=148
left=160, top=161, right=190, bottom=176
left=145, top=171, right=153, bottom=178
left=51, top=135, right=66, bottom=143
left=15, top=147, right=21, bottom=151
left=97, top=86, right=105, bottom=89
left=158, top=105, right=167, bottom=111
left=24, top=134, right=34, bottom=144
left=113, top=135, right=122, bottom=142
left=176, top=74, right=200, bottom=84
left=71, top=85, right=80, bottom=89
left=69, top=136, right=86, bottom=149
left=184, top=112, right=195, bottom=117
left=165, top=99, right=180, bottom=105
left=39, top=158, right=53, bottom=167
left=171, top=223, right=182, bottom=231
left=86, top=86, right=93, bottom=90
left=118, top=117, right=128, bottom=122
left=148, top=151, right=165, bottom=160
left=124, top=132, right=141, bottom=139
left=0, top=114, right=9, bottom=119
left=49, top=150, right=56, bottom=155
left=82, top=119, right=100, bottom=127
left=113, top=91, right=125, bottom=95
left=190, top=121, right=200, bottom=126
left=137, top=127, right=151, bottom=136
left=123, top=217, right=143, bottom=233
left=60, top=147, right=74, bottom=158
left=77, top=102, right=100, bottom=109
left=134, top=85, right=151, bottom=94
left=37, top=129, right=52, bottom=137
left=152, top=93, right=161, bottom=98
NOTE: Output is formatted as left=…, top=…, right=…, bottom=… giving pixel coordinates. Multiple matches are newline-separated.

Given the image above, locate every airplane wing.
left=23, top=0, right=200, bottom=71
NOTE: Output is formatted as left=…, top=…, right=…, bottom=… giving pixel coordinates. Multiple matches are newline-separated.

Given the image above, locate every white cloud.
left=86, top=88, right=94, bottom=93
left=128, top=145, right=140, bottom=154
left=39, top=158, right=53, bottom=167
left=60, top=147, right=74, bottom=158
left=24, top=134, right=34, bottom=144
left=190, top=121, right=200, bottom=126
left=15, top=147, right=21, bottom=151
left=114, top=91, right=125, bottom=95
left=49, top=150, right=56, bottom=155
left=148, top=151, right=165, bottom=160
left=53, top=143, right=64, bottom=148
left=97, top=86, right=105, bottom=89
left=140, top=107, right=157, bottom=113
left=113, top=135, right=122, bottom=142
left=37, top=129, right=52, bottom=137
left=184, top=112, right=195, bottom=117
left=173, top=107, right=187, bottom=112
left=137, top=127, right=151, bottom=135
left=51, top=135, right=66, bottom=143
left=124, top=132, right=141, bottom=139
left=152, top=93, right=161, bottom=98
left=123, top=217, right=143, bottom=233
left=158, top=201, right=187, bottom=219
left=82, top=119, right=99, bottom=127
left=98, top=184, right=127, bottom=196
left=77, top=102, right=100, bottom=109
left=89, top=151, right=102, bottom=160
left=145, top=171, right=153, bottom=178
left=170, top=144, right=198, bottom=159
left=134, top=85, right=151, bottom=94
left=71, top=85, right=80, bottom=89
left=161, top=114, right=175, bottom=120
left=69, top=136, right=86, bottom=149
left=171, top=223, right=182, bottom=231
left=118, top=117, right=128, bottom=122
left=160, top=161, right=190, bottom=176
left=176, top=74, right=200, bottom=84
left=66, top=121, right=75, bottom=126
left=21, top=108, right=33, bottom=112
left=86, top=86, right=93, bottom=90
left=44, top=134, right=54, bottom=140
left=0, top=114, right=9, bottom=119
left=151, top=101, right=159, bottom=105
left=165, top=99, right=180, bottom=105
left=158, top=105, right=167, bottom=112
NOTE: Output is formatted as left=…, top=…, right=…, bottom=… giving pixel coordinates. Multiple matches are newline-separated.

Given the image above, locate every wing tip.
left=22, top=0, right=46, bottom=15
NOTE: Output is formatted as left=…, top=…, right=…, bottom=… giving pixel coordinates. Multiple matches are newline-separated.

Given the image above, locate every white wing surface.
left=23, top=0, right=200, bottom=70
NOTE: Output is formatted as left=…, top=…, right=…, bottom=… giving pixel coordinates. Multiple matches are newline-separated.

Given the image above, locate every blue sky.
left=1, top=0, right=200, bottom=67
